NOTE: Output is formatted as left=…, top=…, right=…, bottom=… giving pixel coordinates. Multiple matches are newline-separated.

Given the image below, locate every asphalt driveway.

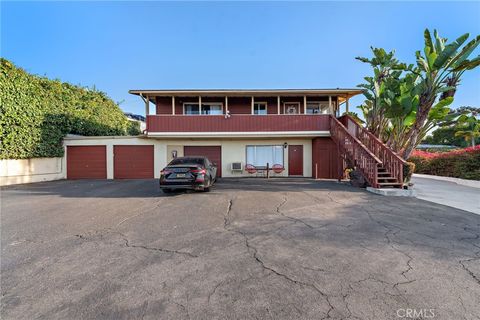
left=1, top=179, right=479, bottom=320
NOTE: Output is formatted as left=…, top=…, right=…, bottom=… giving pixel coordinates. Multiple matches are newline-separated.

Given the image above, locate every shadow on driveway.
left=1, top=177, right=365, bottom=199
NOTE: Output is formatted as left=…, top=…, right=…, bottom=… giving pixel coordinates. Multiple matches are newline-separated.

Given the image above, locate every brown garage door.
left=67, top=146, right=106, bottom=179
left=312, top=137, right=338, bottom=179
left=184, top=146, right=222, bottom=177
left=114, top=145, right=154, bottom=179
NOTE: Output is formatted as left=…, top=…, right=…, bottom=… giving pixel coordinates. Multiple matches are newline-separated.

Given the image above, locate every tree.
left=423, top=107, right=480, bottom=147
left=454, top=107, right=480, bottom=147
left=356, top=48, right=407, bottom=141
left=357, top=29, right=480, bottom=159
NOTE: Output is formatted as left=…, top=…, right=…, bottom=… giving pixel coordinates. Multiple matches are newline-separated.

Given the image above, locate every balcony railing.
left=146, top=114, right=330, bottom=133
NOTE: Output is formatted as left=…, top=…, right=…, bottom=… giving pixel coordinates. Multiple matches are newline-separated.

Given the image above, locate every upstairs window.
left=201, top=103, right=223, bottom=115
left=184, top=103, right=223, bottom=115
left=306, top=102, right=330, bottom=114
left=246, top=145, right=284, bottom=168
left=253, top=102, right=268, bottom=115
left=184, top=103, right=200, bottom=115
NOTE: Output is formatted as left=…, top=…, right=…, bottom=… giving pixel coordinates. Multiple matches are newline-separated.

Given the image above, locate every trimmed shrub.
left=0, top=58, right=136, bottom=159
left=408, top=146, right=480, bottom=180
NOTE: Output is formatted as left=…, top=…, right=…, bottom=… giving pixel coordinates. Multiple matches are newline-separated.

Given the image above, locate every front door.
left=288, top=145, right=303, bottom=176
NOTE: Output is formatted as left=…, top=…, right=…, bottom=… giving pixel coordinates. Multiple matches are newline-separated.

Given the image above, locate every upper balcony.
left=145, top=114, right=331, bottom=137
left=129, top=89, right=363, bottom=137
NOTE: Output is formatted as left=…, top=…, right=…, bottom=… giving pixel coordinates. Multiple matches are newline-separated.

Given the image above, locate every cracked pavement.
left=1, top=178, right=479, bottom=319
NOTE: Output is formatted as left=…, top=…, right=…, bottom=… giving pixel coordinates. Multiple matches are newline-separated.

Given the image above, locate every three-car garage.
left=64, top=137, right=336, bottom=180
left=65, top=141, right=223, bottom=179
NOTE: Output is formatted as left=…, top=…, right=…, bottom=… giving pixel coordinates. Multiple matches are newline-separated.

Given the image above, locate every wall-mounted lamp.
left=283, top=142, right=288, bottom=149
left=172, top=150, right=178, bottom=159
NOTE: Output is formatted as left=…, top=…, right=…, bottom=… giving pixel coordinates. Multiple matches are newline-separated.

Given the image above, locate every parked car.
left=159, top=156, right=217, bottom=193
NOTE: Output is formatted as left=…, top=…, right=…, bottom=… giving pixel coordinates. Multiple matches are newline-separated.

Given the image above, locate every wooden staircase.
left=329, top=115, right=407, bottom=189
left=376, top=167, right=403, bottom=188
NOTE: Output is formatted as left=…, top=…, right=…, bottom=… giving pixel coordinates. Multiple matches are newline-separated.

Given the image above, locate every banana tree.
left=401, top=29, right=480, bottom=158
left=455, top=113, right=480, bottom=147
left=356, top=48, right=407, bottom=141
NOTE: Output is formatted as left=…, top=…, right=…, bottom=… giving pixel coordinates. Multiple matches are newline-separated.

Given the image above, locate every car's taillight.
left=161, top=169, right=173, bottom=175
left=191, top=168, right=206, bottom=174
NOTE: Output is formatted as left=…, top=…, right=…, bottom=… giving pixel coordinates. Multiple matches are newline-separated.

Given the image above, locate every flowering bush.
left=409, top=146, right=480, bottom=180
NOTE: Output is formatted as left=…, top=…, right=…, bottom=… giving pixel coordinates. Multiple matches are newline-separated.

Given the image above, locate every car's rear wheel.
left=202, top=177, right=212, bottom=192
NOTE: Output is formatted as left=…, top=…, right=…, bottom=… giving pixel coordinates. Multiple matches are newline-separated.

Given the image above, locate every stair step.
left=378, top=182, right=403, bottom=186
left=378, top=177, right=398, bottom=181
left=377, top=172, right=392, bottom=176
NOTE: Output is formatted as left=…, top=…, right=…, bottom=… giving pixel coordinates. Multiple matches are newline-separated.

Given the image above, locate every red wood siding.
left=114, top=145, right=154, bottom=179
left=288, top=145, right=303, bottom=176
left=184, top=146, right=222, bottom=177
left=312, top=137, right=338, bottom=179
left=67, top=146, right=106, bottom=179
left=156, top=97, right=172, bottom=115
left=147, top=114, right=330, bottom=132
left=228, top=97, right=251, bottom=114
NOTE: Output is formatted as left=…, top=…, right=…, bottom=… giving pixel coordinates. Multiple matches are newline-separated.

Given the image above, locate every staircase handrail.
left=338, top=115, right=407, bottom=185
left=330, top=116, right=382, bottom=188
left=339, top=115, right=407, bottom=165
left=330, top=116, right=382, bottom=164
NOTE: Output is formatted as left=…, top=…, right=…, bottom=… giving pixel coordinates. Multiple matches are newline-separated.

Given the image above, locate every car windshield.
left=169, top=157, right=205, bottom=166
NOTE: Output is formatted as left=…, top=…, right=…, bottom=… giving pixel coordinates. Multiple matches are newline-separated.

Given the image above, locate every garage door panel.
left=184, top=146, right=222, bottom=177
left=67, top=146, right=107, bottom=179
left=114, top=145, right=154, bottom=179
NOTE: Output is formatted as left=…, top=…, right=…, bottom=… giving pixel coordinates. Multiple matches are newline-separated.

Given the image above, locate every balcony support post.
left=143, top=95, right=149, bottom=116
left=304, top=96, right=307, bottom=114
left=277, top=96, right=280, bottom=114
left=251, top=96, right=254, bottom=114
left=199, top=96, right=202, bottom=112
left=225, top=96, right=228, bottom=114
left=328, top=96, right=332, bottom=114
left=346, top=95, right=349, bottom=113
left=172, top=96, right=175, bottom=115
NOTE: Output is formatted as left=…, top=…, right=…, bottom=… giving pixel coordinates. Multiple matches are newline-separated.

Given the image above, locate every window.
left=184, top=103, right=200, bottom=115
left=169, top=157, right=205, bottom=166
left=246, top=145, right=284, bottom=167
left=306, top=102, right=330, bottom=114
left=201, top=103, right=223, bottom=115
left=306, top=103, right=320, bottom=114
left=184, top=103, right=223, bottom=115
left=253, top=102, right=267, bottom=115
left=284, top=102, right=300, bottom=114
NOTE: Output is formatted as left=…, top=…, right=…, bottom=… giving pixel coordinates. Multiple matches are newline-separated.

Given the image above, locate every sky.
left=2, top=1, right=480, bottom=116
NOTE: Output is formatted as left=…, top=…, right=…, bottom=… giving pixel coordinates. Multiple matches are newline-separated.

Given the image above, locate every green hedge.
left=409, top=147, right=480, bottom=180
left=0, top=58, right=140, bottom=159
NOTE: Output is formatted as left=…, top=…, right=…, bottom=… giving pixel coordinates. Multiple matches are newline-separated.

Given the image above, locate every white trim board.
left=147, top=131, right=331, bottom=138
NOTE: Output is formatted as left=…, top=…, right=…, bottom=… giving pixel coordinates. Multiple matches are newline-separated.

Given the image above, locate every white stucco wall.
left=64, top=136, right=313, bottom=179
left=157, top=138, right=312, bottom=178
left=0, top=157, right=65, bottom=186
left=2, top=136, right=314, bottom=185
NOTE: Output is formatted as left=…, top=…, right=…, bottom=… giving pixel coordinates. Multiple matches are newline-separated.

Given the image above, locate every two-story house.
left=129, top=88, right=358, bottom=179
left=64, top=88, right=405, bottom=189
